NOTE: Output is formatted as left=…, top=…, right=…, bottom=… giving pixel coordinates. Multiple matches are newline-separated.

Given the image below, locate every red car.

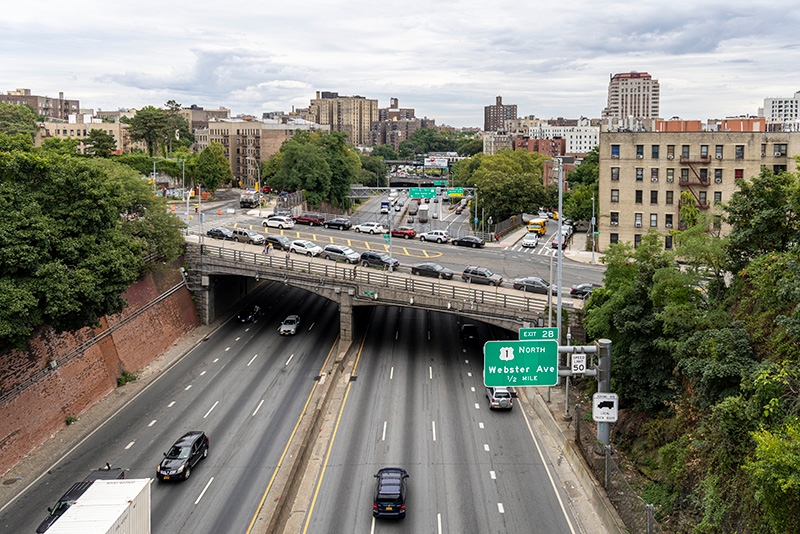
left=293, top=213, right=326, bottom=226
left=391, top=226, right=416, bottom=239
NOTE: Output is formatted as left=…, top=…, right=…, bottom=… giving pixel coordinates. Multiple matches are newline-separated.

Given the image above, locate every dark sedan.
left=512, top=276, right=556, bottom=294
left=570, top=283, right=600, bottom=299
left=452, top=235, right=485, bottom=248
left=373, top=467, right=408, bottom=518
left=237, top=304, right=262, bottom=323
left=156, top=431, right=209, bottom=481
left=410, top=263, right=454, bottom=280
left=207, top=227, right=232, bottom=240
left=323, top=217, right=352, bottom=230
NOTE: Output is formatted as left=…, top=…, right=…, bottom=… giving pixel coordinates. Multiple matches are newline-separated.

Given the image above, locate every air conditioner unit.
left=635, top=222, right=642, bottom=228
left=636, top=154, right=643, bottom=159
left=667, top=155, right=674, bottom=160
left=716, top=155, right=723, bottom=159
left=611, top=154, right=619, bottom=159
left=651, top=177, right=658, bottom=182
left=610, top=221, right=618, bottom=226
left=665, top=223, right=673, bottom=228
left=775, top=152, right=784, bottom=157
left=761, top=152, right=766, bottom=157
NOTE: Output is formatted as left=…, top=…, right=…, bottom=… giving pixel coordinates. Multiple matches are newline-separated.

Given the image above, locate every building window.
left=666, top=168, right=674, bottom=183
left=665, top=214, right=674, bottom=227
left=700, top=168, right=708, bottom=183
left=650, top=190, right=658, bottom=204
left=715, top=145, right=723, bottom=159
left=611, top=145, right=620, bottom=158
left=699, top=191, right=707, bottom=205
left=651, top=145, right=659, bottom=158
left=735, top=169, right=744, bottom=180
left=681, top=169, right=689, bottom=183
left=634, top=234, right=642, bottom=248
left=611, top=189, right=619, bottom=202
left=713, top=168, right=723, bottom=184
left=665, top=235, right=673, bottom=250
left=611, top=167, right=619, bottom=181
left=610, top=233, right=619, bottom=244
left=636, top=168, right=644, bottom=181
left=681, top=145, right=690, bottom=158
left=636, top=145, right=644, bottom=158
left=735, top=145, right=744, bottom=159
left=651, top=168, right=659, bottom=182
left=667, top=145, right=675, bottom=159
left=635, top=190, right=643, bottom=203
left=666, top=191, right=674, bottom=205
left=775, top=144, right=787, bottom=156
left=650, top=214, right=658, bottom=227
left=714, top=191, right=722, bottom=203
left=700, top=145, right=709, bottom=158
left=635, top=213, right=643, bottom=226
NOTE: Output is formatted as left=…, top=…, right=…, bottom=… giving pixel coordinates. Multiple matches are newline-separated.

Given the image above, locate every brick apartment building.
left=0, top=88, right=79, bottom=120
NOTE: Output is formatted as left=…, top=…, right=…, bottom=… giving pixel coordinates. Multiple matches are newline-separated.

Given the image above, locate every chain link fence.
left=573, top=404, right=664, bottom=534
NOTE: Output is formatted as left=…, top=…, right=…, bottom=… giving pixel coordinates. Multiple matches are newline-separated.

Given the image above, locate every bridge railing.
left=197, top=244, right=546, bottom=314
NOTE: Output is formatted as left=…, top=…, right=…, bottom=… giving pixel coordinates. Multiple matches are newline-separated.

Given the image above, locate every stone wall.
left=0, top=261, right=199, bottom=476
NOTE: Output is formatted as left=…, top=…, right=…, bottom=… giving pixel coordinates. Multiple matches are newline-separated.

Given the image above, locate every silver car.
left=290, top=240, right=323, bottom=256
left=521, top=233, right=539, bottom=248
left=322, top=244, right=360, bottom=263
left=486, top=387, right=514, bottom=410
left=279, top=315, right=300, bottom=336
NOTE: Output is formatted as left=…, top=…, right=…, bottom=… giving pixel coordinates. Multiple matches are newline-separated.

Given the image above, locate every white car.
left=263, top=216, right=295, bottom=229
left=353, top=222, right=387, bottom=234
left=521, top=233, right=539, bottom=248
left=290, top=240, right=323, bottom=256
left=419, top=230, right=449, bottom=243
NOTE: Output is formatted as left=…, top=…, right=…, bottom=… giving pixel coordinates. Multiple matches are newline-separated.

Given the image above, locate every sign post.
left=483, top=340, right=558, bottom=387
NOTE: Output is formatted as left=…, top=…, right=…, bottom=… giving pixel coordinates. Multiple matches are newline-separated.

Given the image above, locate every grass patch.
left=117, top=370, right=138, bottom=387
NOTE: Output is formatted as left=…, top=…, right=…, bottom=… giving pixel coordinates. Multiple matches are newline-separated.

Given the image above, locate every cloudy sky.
left=2, top=0, right=799, bottom=128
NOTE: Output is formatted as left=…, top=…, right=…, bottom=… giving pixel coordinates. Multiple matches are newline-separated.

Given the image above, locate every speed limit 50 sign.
left=571, top=353, right=587, bottom=374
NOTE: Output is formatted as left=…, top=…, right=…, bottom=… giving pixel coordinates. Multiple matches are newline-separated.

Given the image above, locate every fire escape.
left=678, top=153, right=711, bottom=210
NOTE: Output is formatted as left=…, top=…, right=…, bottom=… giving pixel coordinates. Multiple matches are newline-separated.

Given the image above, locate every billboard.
left=423, top=157, right=449, bottom=169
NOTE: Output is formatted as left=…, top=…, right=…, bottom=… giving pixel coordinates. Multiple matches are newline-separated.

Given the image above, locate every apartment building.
left=484, top=96, right=517, bottom=132
left=762, top=91, right=800, bottom=123
left=530, top=123, right=599, bottom=155
left=194, top=117, right=329, bottom=188
left=307, top=91, right=378, bottom=146
left=38, top=115, right=134, bottom=154
left=601, top=72, right=660, bottom=122
left=482, top=131, right=513, bottom=155
left=0, top=88, right=79, bottom=120
left=369, top=117, right=436, bottom=152
left=597, top=125, right=799, bottom=252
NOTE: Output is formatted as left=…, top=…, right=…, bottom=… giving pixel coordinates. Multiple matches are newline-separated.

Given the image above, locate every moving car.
left=279, top=315, right=300, bottom=335
left=452, top=235, right=485, bottom=248
left=391, top=226, right=416, bottom=239
left=551, top=235, right=567, bottom=248
left=460, top=323, right=479, bottom=341
left=290, top=240, right=323, bottom=256
left=570, top=283, right=601, bottom=299
left=419, top=230, right=449, bottom=243
left=322, top=244, right=360, bottom=263
left=206, top=227, right=232, bottom=240
left=264, top=234, right=292, bottom=251
left=461, top=266, right=503, bottom=286
left=360, top=251, right=399, bottom=270
left=237, top=304, right=262, bottom=323
left=373, top=467, right=409, bottom=518
left=156, top=431, right=209, bottom=481
left=512, top=276, right=556, bottom=294
left=264, top=216, right=295, bottom=229
left=323, top=217, right=352, bottom=230
left=232, top=228, right=265, bottom=245
left=521, top=233, right=539, bottom=248
left=486, top=387, right=514, bottom=410
left=410, top=263, right=454, bottom=279
left=353, top=222, right=387, bottom=234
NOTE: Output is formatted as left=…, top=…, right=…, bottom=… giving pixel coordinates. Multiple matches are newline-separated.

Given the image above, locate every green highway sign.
left=447, top=187, right=464, bottom=197
left=383, top=233, right=391, bottom=243
left=519, top=327, right=558, bottom=340
left=484, top=340, right=559, bottom=387
left=434, top=180, right=447, bottom=186
left=409, top=187, right=436, bottom=198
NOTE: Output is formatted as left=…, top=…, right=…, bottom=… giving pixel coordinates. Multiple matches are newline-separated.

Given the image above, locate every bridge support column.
left=339, top=292, right=353, bottom=343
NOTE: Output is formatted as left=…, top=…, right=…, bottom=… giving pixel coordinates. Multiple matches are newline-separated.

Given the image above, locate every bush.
left=117, top=370, right=138, bottom=387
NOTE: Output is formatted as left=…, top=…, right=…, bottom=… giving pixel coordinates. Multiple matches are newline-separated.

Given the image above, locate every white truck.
left=47, top=478, right=151, bottom=534
left=239, top=189, right=261, bottom=208
left=418, top=204, right=430, bottom=223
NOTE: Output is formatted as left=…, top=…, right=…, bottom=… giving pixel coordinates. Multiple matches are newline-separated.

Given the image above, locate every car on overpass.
left=410, top=263, right=454, bottom=280
left=419, top=230, right=449, bottom=243
left=461, top=266, right=502, bottom=286
left=290, top=240, right=323, bottom=256
left=354, top=222, right=387, bottom=234
left=232, top=228, right=265, bottom=245
left=452, top=235, right=485, bottom=248
left=512, top=276, right=556, bottom=295
left=206, top=227, right=232, bottom=240
left=360, top=251, right=399, bottom=270
left=322, top=244, right=360, bottom=264
left=263, top=216, right=295, bottom=229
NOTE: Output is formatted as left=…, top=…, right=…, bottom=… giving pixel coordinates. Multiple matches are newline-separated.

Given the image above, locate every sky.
left=2, top=0, right=800, bottom=128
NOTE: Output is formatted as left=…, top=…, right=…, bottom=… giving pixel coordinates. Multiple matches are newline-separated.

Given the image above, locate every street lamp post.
left=555, top=157, right=564, bottom=346
left=181, top=160, right=189, bottom=231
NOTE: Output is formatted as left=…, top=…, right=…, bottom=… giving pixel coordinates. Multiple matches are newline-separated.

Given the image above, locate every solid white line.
left=428, top=330, right=430, bottom=340
left=200, top=371, right=206, bottom=376
left=437, top=513, right=442, bottom=533
left=429, top=366, right=433, bottom=379
left=194, top=477, right=214, bottom=505
left=432, top=421, right=437, bottom=442
left=247, top=354, right=258, bottom=366
left=371, top=516, right=376, bottom=534
left=490, top=470, right=496, bottom=479
left=203, top=401, right=219, bottom=419
left=235, top=337, right=241, bottom=341
left=285, top=354, right=294, bottom=366
left=124, top=441, right=135, bottom=450
left=309, top=322, right=315, bottom=331
left=498, top=503, right=505, bottom=514
left=382, top=421, right=387, bottom=441
left=390, top=366, right=394, bottom=380
left=465, top=359, right=469, bottom=364
left=252, top=400, right=264, bottom=416
left=168, top=401, right=175, bottom=407
left=184, top=385, right=192, bottom=391
left=484, top=444, right=490, bottom=451
left=148, top=420, right=156, bottom=427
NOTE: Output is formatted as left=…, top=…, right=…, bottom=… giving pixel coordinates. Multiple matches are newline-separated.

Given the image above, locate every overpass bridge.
left=184, top=242, right=565, bottom=342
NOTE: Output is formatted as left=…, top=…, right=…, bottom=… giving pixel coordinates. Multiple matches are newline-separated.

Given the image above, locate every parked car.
left=237, top=304, right=262, bottom=323
left=461, top=266, right=503, bottom=286
left=512, top=276, right=556, bottom=294
left=322, top=244, right=360, bottom=263
left=156, top=431, right=210, bottom=481
left=410, top=263, right=454, bottom=279
left=373, top=467, right=409, bottom=518
left=279, top=315, right=300, bottom=336
left=323, top=217, right=352, bottom=230
left=486, top=387, right=514, bottom=410
left=521, top=233, right=539, bottom=248
left=360, top=251, right=399, bottom=270
left=206, top=227, right=232, bottom=240
left=452, top=235, right=485, bottom=248
left=293, top=212, right=326, bottom=226
left=263, top=216, right=295, bottom=229
left=264, top=234, right=292, bottom=251
left=570, top=283, right=601, bottom=299
left=391, top=226, right=416, bottom=239
left=354, top=222, right=387, bottom=234
left=290, top=240, right=323, bottom=256
left=232, top=228, right=265, bottom=245
left=419, top=230, right=449, bottom=243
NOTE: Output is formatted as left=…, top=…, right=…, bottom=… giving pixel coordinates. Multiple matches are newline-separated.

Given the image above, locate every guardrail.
left=196, top=244, right=547, bottom=314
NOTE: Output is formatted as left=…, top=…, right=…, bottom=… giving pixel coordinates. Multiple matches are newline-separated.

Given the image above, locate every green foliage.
left=40, top=137, right=80, bottom=156
left=371, top=144, right=398, bottom=160
left=0, top=102, right=38, bottom=138
left=359, top=154, right=387, bottom=187
left=85, top=129, right=117, bottom=157
left=562, top=183, right=597, bottom=222
left=276, top=140, right=331, bottom=205
left=195, top=142, right=233, bottom=193
left=126, top=106, right=169, bottom=157
left=455, top=137, right=483, bottom=157
left=0, top=133, right=34, bottom=152
left=65, top=414, right=77, bottom=425
left=566, top=146, right=598, bottom=187
left=397, top=128, right=459, bottom=159
left=117, top=370, right=138, bottom=386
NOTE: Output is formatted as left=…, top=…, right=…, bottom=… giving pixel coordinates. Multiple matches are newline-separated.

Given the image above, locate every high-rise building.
left=484, top=96, right=517, bottom=132
left=601, top=72, right=660, bottom=122
left=307, top=91, right=378, bottom=146
left=378, top=98, right=415, bottom=122
left=762, top=91, right=800, bottom=124
left=0, top=88, right=79, bottom=120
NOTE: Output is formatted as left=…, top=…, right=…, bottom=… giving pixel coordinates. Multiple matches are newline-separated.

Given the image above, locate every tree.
left=371, top=144, right=398, bottom=160
left=195, top=142, right=233, bottom=193
left=359, top=154, right=388, bottom=187
left=456, top=137, right=483, bottom=157
left=321, top=131, right=360, bottom=209
left=164, top=100, right=194, bottom=154
left=0, top=103, right=38, bottom=138
left=85, top=129, right=117, bottom=158
left=562, top=183, right=597, bottom=222
left=126, top=106, right=169, bottom=157
left=39, top=137, right=80, bottom=155
left=566, top=147, right=598, bottom=187
left=276, top=140, right=331, bottom=206
left=0, top=133, right=34, bottom=152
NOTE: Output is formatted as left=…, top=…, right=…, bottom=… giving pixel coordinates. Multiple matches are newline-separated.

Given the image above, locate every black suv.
left=461, top=266, right=503, bottom=286
left=157, top=431, right=209, bottom=481
left=264, top=234, right=291, bottom=251
left=360, top=251, right=400, bottom=270
left=373, top=467, right=408, bottom=518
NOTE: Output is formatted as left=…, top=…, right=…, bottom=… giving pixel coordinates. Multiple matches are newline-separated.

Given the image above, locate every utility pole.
left=555, top=158, right=564, bottom=345
left=591, top=194, right=596, bottom=264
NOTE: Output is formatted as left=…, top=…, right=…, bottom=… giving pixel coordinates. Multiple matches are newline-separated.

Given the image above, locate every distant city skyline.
left=2, top=0, right=799, bottom=128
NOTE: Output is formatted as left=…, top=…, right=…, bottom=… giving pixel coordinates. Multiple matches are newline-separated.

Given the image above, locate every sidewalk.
left=489, top=226, right=604, bottom=265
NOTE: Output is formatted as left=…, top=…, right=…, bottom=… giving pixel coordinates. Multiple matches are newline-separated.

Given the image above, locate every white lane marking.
left=168, top=401, right=175, bottom=408
left=471, top=386, right=475, bottom=392
left=203, top=401, right=219, bottom=419
left=371, top=516, right=376, bottom=534
left=395, top=331, right=399, bottom=340
left=194, top=477, right=214, bottom=505
left=428, top=330, right=431, bottom=340
left=467, top=372, right=472, bottom=377
left=382, top=421, right=387, bottom=441
left=309, top=322, right=315, bottom=331
left=498, top=503, right=505, bottom=513
left=247, top=354, right=259, bottom=366
left=185, top=385, right=192, bottom=391
left=235, top=337, right=241, bottom=341
left=479, top=422, right=484, bottom=429
left=484, top=444, right=490, bottom=452
left=148, top=420, right=156, bottom=427
left=285, top=354, right=294, bottom=366
left=465, top=359, right=469, bottom=364
left=390, top=367, right=394, bottom=380
left=213, top=358, right=219, bottom=363
left=252, top=400, right=264, bottom=416
left=437, top=513, right=442, bottom=533
left=225, top=347, right=230, bottom=352
left=429, top=366, right=433, bottom=379
left=490, top=470, right=496, bottom=480
left=124, top=441, right=135, bottom=450
left=432, top=421, right=437, bottom=442
left=475, top=403, right=480, bottom=409
left=200, top=371, right=206, bottom=376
